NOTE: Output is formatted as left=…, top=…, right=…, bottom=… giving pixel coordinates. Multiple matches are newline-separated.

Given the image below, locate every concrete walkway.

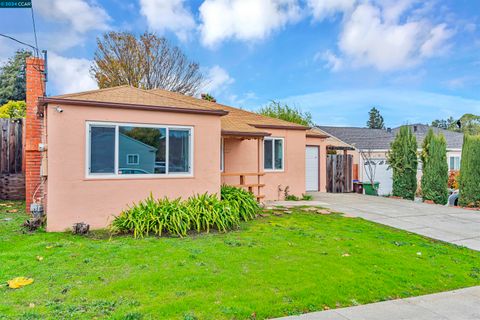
left=274, top=193, right=480, bottom=251
left=274, top=286, right=480, bottom=320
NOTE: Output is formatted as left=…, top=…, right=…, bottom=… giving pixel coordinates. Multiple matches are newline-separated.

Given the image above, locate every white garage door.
left=306, top=146, right=319, bottom=191
left=365, top=159, right=392, bottom=196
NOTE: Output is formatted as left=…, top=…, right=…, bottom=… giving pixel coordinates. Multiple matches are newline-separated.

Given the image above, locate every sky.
left=0, top=0, right=479, bottom=127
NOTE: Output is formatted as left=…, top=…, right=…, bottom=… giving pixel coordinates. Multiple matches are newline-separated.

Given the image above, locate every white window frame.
left=264, top=137, right=285, bottom=172
left=86, top=121, right=194, bottom=179
left=220, top=137, right=224, bottom=172
left=449, top=156, right=461, bottom=171
left=126, top=154, right=140, bottom=165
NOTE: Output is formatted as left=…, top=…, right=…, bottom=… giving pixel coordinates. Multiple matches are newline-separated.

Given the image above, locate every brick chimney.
left=25, top=57, right=46, bottom=213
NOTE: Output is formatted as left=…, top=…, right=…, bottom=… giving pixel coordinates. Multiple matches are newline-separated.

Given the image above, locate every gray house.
left=118, top=133, right=158, bottom=174
left=318, top=124, right=463, bottom=195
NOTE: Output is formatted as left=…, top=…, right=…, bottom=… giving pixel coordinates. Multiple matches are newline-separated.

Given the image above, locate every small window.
left=264, top=138, right=284, bottom=171
left=126, top=154, right=140, bottom=165
left=449, top=156, right=460, bottom=171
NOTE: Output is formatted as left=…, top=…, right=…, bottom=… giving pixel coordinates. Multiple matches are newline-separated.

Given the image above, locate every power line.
left=30, top=5, right=39, bottom=57
left=0, top=33, right=38, bottom=52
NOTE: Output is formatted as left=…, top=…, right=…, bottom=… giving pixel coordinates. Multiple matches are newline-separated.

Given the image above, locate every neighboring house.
left=24, top=57, right=334, bottom=231
left=319, top=124, right=463, bottom=196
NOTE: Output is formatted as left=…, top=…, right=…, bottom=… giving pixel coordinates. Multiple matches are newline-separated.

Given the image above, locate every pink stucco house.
left=25, top=57, right=335, bottom=231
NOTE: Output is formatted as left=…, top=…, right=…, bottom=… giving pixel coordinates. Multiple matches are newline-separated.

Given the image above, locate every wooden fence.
left=326, top=154, right=353, bottom=193
left=0, top=118, right=25, bottom=200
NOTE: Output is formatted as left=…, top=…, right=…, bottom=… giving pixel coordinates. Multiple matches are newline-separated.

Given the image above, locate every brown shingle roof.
left=44, top=86, right=309, bottom=135
left=148, top=88, right=309, bottom=136
left=44, top=86, right=226, bottom=115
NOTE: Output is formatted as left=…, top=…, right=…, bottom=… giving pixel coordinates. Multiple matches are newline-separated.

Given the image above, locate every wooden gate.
left=326, top=154, right=353, bottom=193
left=0, top=118, right=25, bottom=200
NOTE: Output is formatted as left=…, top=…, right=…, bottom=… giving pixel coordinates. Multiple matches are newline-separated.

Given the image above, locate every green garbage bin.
left=363, top=182, right=380, bottom=195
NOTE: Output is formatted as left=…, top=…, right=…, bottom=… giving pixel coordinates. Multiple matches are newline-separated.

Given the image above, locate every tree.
left=458, top=114, right=480, bottom=135
left=431, top=114, right=480, bottom=135
left=201, top=93, right=216, bottom=102
left=257, top=101, right=314, bottom=126
left=387, top=126, right=418, bottom=200
left=431, top=117, right=457, bottom=131
left=91, top=32, right=204, bottom=96
left=366, top=107, right=385, bottom=129
left=0, top=50, right=32, bottom=105
left=421, top=129, right=448, bottom=204
left=458, top=135, right=480, bottom=207
left=0, top=101, right=26, bottom=119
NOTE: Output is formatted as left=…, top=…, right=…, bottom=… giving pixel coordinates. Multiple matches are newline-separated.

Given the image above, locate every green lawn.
left=1, top=201, right=479, bottom=320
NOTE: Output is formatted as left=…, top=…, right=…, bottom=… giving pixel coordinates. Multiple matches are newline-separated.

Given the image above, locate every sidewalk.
left=273, top=286, right=480, bottom=320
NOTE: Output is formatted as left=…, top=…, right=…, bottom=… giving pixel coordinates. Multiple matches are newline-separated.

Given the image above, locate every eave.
left=38, top=97, right=229, bottom=116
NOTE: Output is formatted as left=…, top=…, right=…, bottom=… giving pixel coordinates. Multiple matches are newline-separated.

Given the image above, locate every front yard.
left=1, top=201, right=479, bottom=320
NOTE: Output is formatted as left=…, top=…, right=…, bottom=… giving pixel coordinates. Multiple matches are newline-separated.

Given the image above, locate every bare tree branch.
left=90, top=32, right=204, bottom=96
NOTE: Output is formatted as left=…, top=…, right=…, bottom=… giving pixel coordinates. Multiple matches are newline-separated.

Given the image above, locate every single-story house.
left=25, top=57, right=337, bottom=231
left=319, top=124, right=464, bottom=195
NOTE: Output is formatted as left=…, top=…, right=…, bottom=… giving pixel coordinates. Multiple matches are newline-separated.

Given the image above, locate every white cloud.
left=48, top=52, right=98, bottom=94
left=307, top=0, right=356, bottom=21
left=201, top=65, right=234, bottom=94
left=328, top=2, right=454, bottom=71
left=317, top=50, right=343, bottom=71
left=420, top=23, right=454, bottom=57
left=199, top=0, right=302, bottom=47
left=139, top=0, right=196, bottom=41
left=35, top=0, right=110, bottom=33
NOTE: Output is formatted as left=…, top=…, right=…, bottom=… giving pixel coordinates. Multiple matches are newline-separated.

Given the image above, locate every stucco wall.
left=46, top=104, right=221, bottom=231
left=223, top=129, right=306, bottom=201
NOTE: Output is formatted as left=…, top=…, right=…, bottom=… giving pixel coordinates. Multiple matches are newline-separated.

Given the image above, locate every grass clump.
left=111, top=187, right=259, bottom=238
left=220, top=185, right=259, bottom=221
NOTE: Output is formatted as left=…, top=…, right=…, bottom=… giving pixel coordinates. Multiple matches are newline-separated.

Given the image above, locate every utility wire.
left=30, top=3, right=39, bottom=57
left=0, top=33, right=38, bottom=52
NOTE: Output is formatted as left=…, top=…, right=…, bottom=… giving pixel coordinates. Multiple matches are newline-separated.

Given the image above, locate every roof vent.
left=387, top=128, right=392, bottom=133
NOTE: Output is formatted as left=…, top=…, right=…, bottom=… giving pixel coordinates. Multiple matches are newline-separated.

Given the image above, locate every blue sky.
left=0, top=0, right=479, bottom=127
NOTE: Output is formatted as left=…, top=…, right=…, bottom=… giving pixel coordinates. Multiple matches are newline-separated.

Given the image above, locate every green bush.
left=421, top=129, right=448, bottom=204
left=387, top=126, right=418, bottom=200
left=459, top=135, right=480, bottom=207
left=220, top=185, right=259, bottom=221
left=110, top=195, right=190, bottom=238
left=111, top=187, right=260, bottom=238
left=186, top=193, right=239, bottom=233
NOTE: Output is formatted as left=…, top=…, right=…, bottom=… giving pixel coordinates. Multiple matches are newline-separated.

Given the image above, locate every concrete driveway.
left=307, top=193, right=480, bottom=251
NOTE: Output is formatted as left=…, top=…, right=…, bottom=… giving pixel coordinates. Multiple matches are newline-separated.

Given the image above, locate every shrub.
left=387, top=126, right=418, bottom=200
left=421, top=129, right=448, bottom=204
left=110, top=195, right=190, bottom=238
left=285, top=194, right=299, bottom=201
left=459, top=135, right=480, bottom=207
left=0, top=100, right=26, bottom=119
left=448, top=171, right=460, bottom=189
left=111, top=187, right=260, bottom=238
left=186, top=193, right=239, bottom=233
left=220, top=185, right=259, bottom=221
left=301, top=194, right=313, bottom=201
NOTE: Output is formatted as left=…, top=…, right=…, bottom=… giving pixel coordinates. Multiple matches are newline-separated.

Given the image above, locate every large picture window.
left=264, top=137, right=284, bottom=171
left=87, top=122, right=193, bottom=177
